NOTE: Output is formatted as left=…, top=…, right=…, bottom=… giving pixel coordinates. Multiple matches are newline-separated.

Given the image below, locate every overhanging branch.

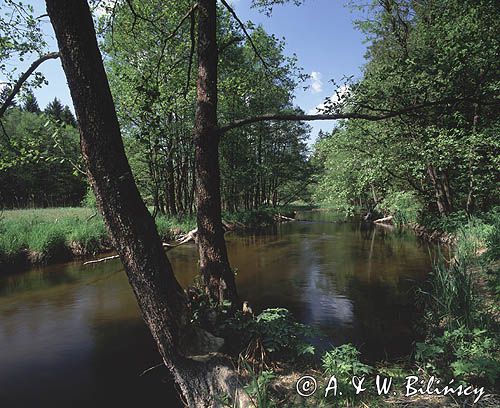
left=0, top=51, right=60, bottom=118
left=219, top=97, right=493, bottom=134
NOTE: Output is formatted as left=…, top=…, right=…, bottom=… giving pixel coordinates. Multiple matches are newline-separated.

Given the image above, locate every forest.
left=0, top=0, right=498, bottom=407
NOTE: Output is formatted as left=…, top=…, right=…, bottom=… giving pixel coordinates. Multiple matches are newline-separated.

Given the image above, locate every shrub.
left=455, top=217, right=492, bottom=262
left=322, top=344, right=372, bottom=378
left=416, top=327, right=500, bottom=385
left=484, top=207, right=500, bottom=261
left=223, top=308, right=317, bottom=363
left=321, top=344, right=373, bottom=402
left=379, top=191, right=422, bottom=226
left=242, top=363, right=277, bottom=408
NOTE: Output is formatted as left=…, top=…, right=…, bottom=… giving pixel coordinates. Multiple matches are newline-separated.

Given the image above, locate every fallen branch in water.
left=139, top=362, right=165, bottom=377
left=163, top=228, right=198, bottom=248
left=373, top=215, right=393, bottom=224
left=275, top=214, right=295, bottom=222
left=83, top=228, right=198, bottom=265
left=83, top=253, right=120, bottom=265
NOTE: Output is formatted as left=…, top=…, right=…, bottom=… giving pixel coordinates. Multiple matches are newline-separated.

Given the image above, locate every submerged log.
left=275, top=213, right=295, bottom=222
left=373, top=215, right=394, bottom=224
left=83, top=228, right=198, bottom=265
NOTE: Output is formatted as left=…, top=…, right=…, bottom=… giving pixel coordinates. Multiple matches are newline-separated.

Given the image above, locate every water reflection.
left=0, top=213, right=435, bottom=406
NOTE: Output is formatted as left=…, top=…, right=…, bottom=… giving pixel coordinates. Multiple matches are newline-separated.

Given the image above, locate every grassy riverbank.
left=0, top=206, right=297, bottom=273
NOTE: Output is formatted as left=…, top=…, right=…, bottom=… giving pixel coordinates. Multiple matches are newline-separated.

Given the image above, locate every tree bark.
left=45, top=1, right=246, bottom=405
left=195, top=0, right=238, bottom=305
left=427, top=164, right=452, bottom=216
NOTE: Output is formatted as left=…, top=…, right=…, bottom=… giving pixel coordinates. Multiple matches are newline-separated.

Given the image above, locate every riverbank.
left=204, top=210, right=500, bottom=407
left=0, top=206, right=297, bottom=274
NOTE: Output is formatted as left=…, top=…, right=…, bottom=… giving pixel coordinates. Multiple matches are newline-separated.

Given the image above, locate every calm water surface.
left=0, top=212, right=435, bottom=407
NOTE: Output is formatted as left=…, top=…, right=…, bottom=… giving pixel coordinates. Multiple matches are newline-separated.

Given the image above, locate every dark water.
left=0, top=212, right=435, bottom=407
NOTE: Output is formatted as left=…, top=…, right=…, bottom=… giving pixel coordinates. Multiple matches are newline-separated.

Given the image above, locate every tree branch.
left=164, top=3, right=198, bottom=42
left=219, top=97, right=492, bottom=134
left=0, top=51, right=60, bottom=118
left=220, top=0, right=270, bottom=70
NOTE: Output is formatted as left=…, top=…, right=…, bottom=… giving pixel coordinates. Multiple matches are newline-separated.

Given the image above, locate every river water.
left=0, top=211, right=435, bottom=406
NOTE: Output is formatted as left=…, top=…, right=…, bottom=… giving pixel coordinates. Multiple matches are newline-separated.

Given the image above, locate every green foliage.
left=223, top=206, right=293, bottom=227
left=223, top=308, right=317, bottom=362
left=379, top=191, right=422, bottom=226
left=0, top=217, right=27, bottom=261
left=416, top=327, right=500, bottom=385
left=0, top=1, right=47, bottom=87
left=322, top=344, right=372, bottom=379
left=255, top=308, right=316, bottom=357
left=422, top=257, right=476, bottom=329
left=22, top=89, right=40, bottom=113
left=101, top=0, right=310, bottom=214
left=81, top=187, right=97, bottom=208
left=155, top=214, right=196, bottom=239
left=26, top=221, right=68, bottom=262
left=321, top=344, right=373, bottom=403
left=66, top=218, right=107, bottom=255
left=455, top=218, right=493, bottom=261
left=313, top=0, right=500, bottom=220
left=417, top=216, right=500, bottom=387
left=0, top=215, right=70, bottom=264
left=0, top=109, right=85, bottom=208
left=242, top=363, right=277, bottom=408
left=484, top=207, right=500, bottom=261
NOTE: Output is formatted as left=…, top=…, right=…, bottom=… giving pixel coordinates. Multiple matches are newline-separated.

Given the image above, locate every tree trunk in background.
left=46, top=1, right=247, bottom=405
left=195, top=0, right=238, bottom=305
left=427, top=164, right=452, bottom=216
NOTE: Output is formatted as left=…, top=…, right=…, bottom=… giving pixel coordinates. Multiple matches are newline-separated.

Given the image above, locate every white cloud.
left=310, top=71, right=323, bottom=93
left=308, top=84, right=350, bottom=114
left=92, top=0, right=116, bottom=18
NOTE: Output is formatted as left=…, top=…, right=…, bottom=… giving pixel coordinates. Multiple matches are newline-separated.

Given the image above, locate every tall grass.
left=416, top=212, right=500, bottom=387
left=155, top=214, right=196, bottom=239
left=0, top=206, right=292, bottom=271
left=426, top=255, right=476, bottom=329
left=66, top=218, right=108, bottom=255
left=0, top=208, right=198, bottom=270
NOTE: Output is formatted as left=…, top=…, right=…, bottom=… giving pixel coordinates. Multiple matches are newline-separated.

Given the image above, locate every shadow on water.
left=0, top=210, right=437, bottom=406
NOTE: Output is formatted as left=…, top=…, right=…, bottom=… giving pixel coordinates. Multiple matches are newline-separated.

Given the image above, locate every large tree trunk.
left=427, top=164, right=452, bottom=216
left=195, top=0, right=238, bottom=305
left=45, top=1, right=246, bottom=405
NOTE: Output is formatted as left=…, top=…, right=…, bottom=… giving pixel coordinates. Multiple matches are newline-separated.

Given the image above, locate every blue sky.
left=8, top=0, right=368, bottom=143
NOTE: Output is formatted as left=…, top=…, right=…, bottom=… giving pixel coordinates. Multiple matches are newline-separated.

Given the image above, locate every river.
left=0, top=211, right=435, bottom=407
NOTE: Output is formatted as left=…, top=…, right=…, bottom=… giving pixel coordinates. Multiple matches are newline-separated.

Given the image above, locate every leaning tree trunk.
left=194, top=0, right=238, bottom=305
left=45, top=1, right=247, bottom=406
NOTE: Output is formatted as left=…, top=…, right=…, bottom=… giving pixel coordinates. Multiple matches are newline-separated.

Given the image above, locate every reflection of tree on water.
left=347, top=277, right=424, bottom=361
left=89, top=319, right=181, bottom=408
left=298, top=239, right=354, bottom=328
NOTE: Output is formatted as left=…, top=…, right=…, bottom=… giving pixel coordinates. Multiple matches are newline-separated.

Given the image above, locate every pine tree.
left=23, top=90, right=41, bottom=113
left=61, top=105, right=77, bottom=127
left=44, top=97, right=64, bottom=121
